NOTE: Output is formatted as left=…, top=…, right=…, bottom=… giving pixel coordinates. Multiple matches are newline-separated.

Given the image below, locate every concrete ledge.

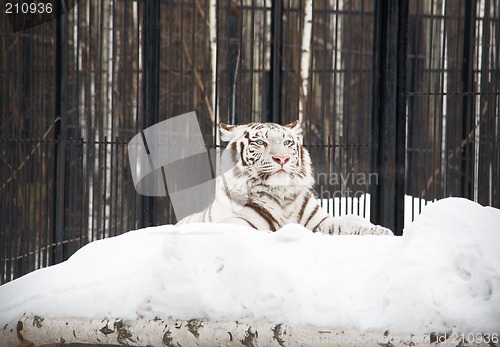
left=1, top=315, right=498, bottom=347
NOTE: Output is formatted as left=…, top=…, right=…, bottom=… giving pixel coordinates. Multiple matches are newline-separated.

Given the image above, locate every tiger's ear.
left=219, top=123, right=238, bottom=142
left=285, top=120, right=303, bottom=144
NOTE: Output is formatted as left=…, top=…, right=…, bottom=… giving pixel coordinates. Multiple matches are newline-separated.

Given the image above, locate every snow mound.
left=0, top=197, right=499, bottom=335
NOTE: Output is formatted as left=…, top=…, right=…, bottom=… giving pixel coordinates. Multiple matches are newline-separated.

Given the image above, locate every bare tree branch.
left=182, top=37, right=215, bottom=123
left=0, top=117, right=61, bottom=193
left=1, top=315, right=470, bottom=347
left=298, top=0, right=313, bottom=124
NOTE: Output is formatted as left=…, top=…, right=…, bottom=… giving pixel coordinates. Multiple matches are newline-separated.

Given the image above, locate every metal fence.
left=406, top=0, right=500, bottom=216
left=1, top=0, right=499, bottom=285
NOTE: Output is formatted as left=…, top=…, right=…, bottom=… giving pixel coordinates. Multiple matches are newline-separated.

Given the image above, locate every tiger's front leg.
left=316, top=213, right=393, bottom=236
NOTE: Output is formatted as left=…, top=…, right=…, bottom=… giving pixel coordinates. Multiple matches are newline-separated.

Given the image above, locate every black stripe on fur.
left=298, top=193, right=311, bottom=222
left=239, top=142, right=248, bottom=166
left=245, top=201, right=278, bottom=231
left=312, top=216, right=328, bottom=233
left=304, top=204, right=319, bottom=227
left=240, top=217, right=258, bottom=229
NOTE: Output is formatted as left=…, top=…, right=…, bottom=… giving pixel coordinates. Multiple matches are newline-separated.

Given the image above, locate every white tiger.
left=177, top=120, right=393, bottom=236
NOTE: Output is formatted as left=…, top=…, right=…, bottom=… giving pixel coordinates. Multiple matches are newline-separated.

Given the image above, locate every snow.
left=1, top=197, right=499, bottom=335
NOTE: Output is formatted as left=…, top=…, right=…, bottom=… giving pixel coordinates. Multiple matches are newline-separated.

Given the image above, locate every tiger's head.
left=218, top=121, right=314, bottom=190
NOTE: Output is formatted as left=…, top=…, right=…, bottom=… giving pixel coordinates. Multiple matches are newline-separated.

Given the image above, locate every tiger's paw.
left=331, top=215, right=394, bottom=236
left=354, top=224, right=394, bottom=236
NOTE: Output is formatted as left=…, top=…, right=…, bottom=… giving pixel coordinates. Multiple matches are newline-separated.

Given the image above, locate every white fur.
left=177, top=121, right=393, bottom=236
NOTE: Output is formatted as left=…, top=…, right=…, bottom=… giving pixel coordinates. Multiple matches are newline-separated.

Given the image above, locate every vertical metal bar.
left=45, top=138, right=52, bottom=269
left=371, top=0, right=408, bottom=235
left=226, top=1, right=239, bottom=124
left=493, top=2, right=500, bottom=208
left=393, top=0, right=409, bottom=234
left=102, top=136, right=108, bottom=237
left=332, top=0, right=339, bottom=180
left=18, top=34, right=28, bottom=276
left=439, top=3, right=449, bottom=201
left=121, top=139, right=127, bottom=232
left=281, top=0, right=290, bottom=123
left=237, top=0, right=244, bottom=123
left=133, top=2, right=141, bottom=229
left=249, top=0, right=255, bottom=121
left=431, top=0, right=441, bottom=203
left=426, top=0, right=436, bottom=203
left=345, top=0, right=353, bottom=216
left=110, top=0, right=117, bottom=237
left=396, top=0, right=409, bottom=229
left=371, top=1, right=383, bottom=228
left=53, top=3, right=68, bottom=263
left=1, top=140, right=5, bottom=283
left=261, top=2, right=270, bottom=121
left=461, top=0, right=476, bottom=200
left=477, top=0, right=491, bottom=206
left=180, top=0, right=185, bottom=115
left=74, top=2, right=84, bottom=250
left=269, top=0, right=282, bottom=124
left=141, top=0, right=160, bottom=227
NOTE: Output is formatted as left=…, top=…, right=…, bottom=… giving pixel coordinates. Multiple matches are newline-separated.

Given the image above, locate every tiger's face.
left=219, top=121, right=314, bottom=189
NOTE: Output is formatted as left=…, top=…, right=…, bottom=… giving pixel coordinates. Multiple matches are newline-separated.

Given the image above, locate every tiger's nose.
left=272, top=155, right=290, bottom=166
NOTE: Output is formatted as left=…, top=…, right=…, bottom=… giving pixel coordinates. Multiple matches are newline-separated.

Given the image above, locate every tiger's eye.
left=283, top=140, right=291, bottom=145
left=257, top=139, right=265, bottom=145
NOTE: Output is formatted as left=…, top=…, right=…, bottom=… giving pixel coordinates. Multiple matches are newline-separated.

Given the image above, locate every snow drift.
left=0, top=197, right=499, bottom=335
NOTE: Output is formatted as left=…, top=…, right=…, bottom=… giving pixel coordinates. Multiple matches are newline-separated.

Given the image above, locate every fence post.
left=461, top=0, right=476, bottom=200
left=53, top=6, right=68, bottom=263
left=227, top=3, right=240, bottom=125
left=371, top=0, right=408, bottom=235
left=141, top=0, right=160, bottom=227
left=266, top=0, right=282, bottom=124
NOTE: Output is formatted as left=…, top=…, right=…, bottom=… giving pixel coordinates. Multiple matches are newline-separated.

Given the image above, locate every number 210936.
left=5, top=2, right=53, bottom=14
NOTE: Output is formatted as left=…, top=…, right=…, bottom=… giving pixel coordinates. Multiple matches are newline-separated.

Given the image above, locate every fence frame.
left=142, top=0, right=161, bottom=227
left=370, top=0, right=408, bottom=234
